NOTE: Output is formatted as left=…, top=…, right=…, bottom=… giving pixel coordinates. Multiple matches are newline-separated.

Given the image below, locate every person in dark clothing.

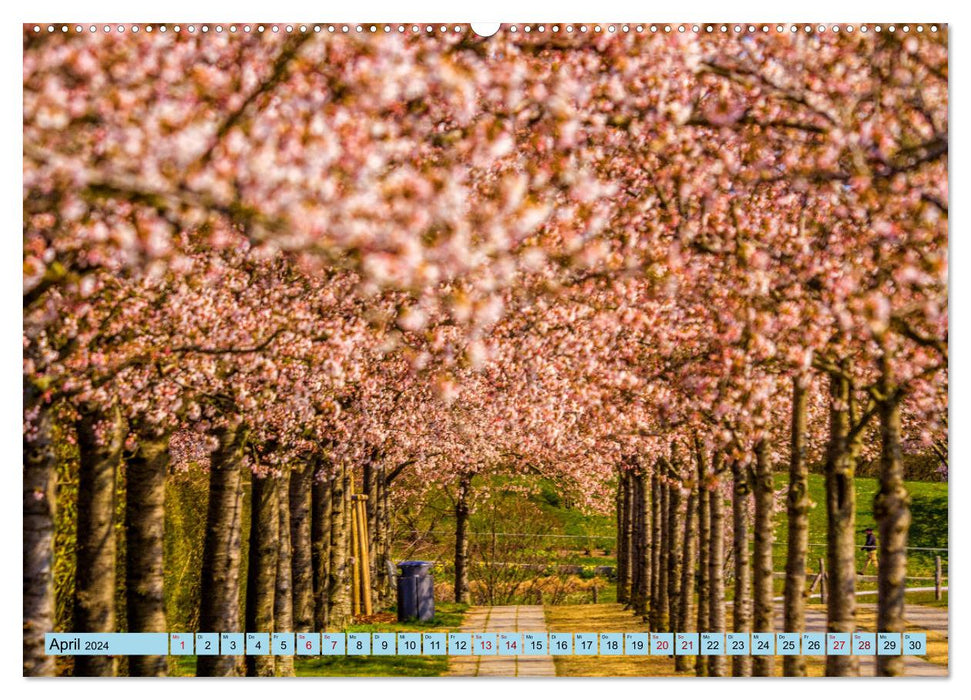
left=860, top=527, right=878, bottom=574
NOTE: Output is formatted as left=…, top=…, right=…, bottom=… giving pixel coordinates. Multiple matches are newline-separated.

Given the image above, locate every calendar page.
left=22, top=9, right=949, bottom=684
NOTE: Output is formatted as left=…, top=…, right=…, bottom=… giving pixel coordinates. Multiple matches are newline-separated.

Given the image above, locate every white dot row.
left=29, top=23, right=941, bottom=35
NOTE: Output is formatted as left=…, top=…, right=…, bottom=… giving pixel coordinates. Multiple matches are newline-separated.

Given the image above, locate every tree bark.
left=676, top=468, right=697, bottom=672
left=73, top=403, right=124, bottom=677
left=633, top=469, right=651, bottom=617
left=649, top=471, right=662, bottom=630
left=621, top=471, right=634, bottom=605
left=615, top=471, right=628, bottom=604
left=707, top=457, right=727, bottom=677
left=289, top=460, right=314, bottom=633
left=311, top=471, right=332, bottom=631
left=23, top=387, right=57, bottom=677
left=656, top=479, right=670, bottom=632
left=640, top=469, right=652, bottom=619
left=197, top=424, right=248, bottom=677
left=632, top=472, right=643, bottom=611
left=666, top=468, right=683, bottom=640
left=125, top=431, right=169, bottom=677
left=695, top=440, right=710, bottom=676
left=454, top=473, right=472, bottom=604
left=245, top=471, right=279, bottom=677
left=275, top=468, right=295, bottom=677
left=752, top=441, right=775, bottom=677
left=731, top=459, right=752, bottom=677
left=327, top=463, right=352, bottom=629
left=875, top=354, right=910, bottom=677
left=615, top=470, right=623, bottom=599
left=784, top=377, right=810, bottom=676
left=363, top=458, right=378, bottom=611
left=825, top=371, right=859, bottom=676
left=374, top=464, right=391, bottom=607
left=380, top=470, right=392, bottom=605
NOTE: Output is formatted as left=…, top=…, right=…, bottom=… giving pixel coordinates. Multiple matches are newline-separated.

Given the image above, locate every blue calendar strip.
left=45, top=633, right=168, bottom=655
left=44, top=631, right=934, bottom=657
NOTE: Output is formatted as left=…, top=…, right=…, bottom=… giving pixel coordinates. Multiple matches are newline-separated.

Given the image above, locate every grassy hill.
left=771, top=473, right=948, bottom=579
left=533, top=473, right=948, bottom=579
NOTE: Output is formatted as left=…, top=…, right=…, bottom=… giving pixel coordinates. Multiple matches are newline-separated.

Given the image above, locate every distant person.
left=860, top=527, right=878, bottom=574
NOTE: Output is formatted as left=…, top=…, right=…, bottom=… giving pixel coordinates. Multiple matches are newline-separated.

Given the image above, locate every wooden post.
left=592, top=584, right=599, bottom=604
left=350, top=489, right=361, bottom=617
left=356, top=496, right=373, bottom=616
left=935, top=556, right=942, bottom=601
left=818, top=557, right=827, bottom=604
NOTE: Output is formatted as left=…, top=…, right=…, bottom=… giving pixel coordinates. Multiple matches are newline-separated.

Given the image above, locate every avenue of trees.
left=24, top=24, right=946, bottom=677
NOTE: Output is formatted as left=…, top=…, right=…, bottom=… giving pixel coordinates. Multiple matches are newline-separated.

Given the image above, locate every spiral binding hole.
left=25, top=23, right=943, bottom=36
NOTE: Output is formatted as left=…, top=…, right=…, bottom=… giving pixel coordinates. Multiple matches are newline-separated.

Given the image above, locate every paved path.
left=447, top=605, right=555, bottom=677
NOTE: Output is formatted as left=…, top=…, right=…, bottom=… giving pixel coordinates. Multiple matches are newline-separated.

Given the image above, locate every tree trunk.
left=245, top=472, right=279, bottom=677
left=380, top=471, right=392, bottom=605
left=374, top=464, right=391, bottom=607
left=875, top=354, right=910, bottom=677
left=784, top=377, right=810, bottom=677
left=327, top=463, right=352, bottom=629
left=23, top=387, right=57, bottom=677
left=649, top=471, right=662, bottom=630
left=627, top=471, right=640, bottom=609
left=731, top=460, right=752, bottom=677
left=676, top=469, right=697, bottom=672
left=275, top=468, right=295, bottom=677
left=707, top=457, right=727, bottom=677
left=641, top=470, right=652, bottom=618
left=615, top=471, right=623, bottom=599
left=311, top=471, right=332, bottom=630
left=197, top=424, right=248, bottom=677
left=73, top=403, right=124, bottom=677
left=633, top=469, right=651, bottom=617
left=622, top=471, right=634, bottom=605
left=825, top=372, right=859, bottom=676
left=666, top=469, right=683, bottom=640
left=616, top=471, right=628, bottom=604
left=363, top=458, right=378, bottom=611
left=656, top=479, right=670, bottom=632
left=752, top=441, right=775, bottom=677
left=695, top=468, right=710, bottom=676
left=125, top=431, right=168, bottom=677
left=289, top=460, right=313, bottom=633
left=454, top=473, right=472, bottom=604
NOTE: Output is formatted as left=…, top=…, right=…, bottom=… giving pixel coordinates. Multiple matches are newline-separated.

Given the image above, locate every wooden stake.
left=350, top=489, right=361, bottom=617
left=357, top=497, right=373, bottom=616
left=935, top=556, right=943, bottom=601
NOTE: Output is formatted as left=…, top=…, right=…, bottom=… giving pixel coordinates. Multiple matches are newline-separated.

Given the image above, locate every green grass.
left=902, top=590, right=949, bottom=608
left=168, top=603, right=468, bottom=677
left=769, top=474, right=947, bottom=579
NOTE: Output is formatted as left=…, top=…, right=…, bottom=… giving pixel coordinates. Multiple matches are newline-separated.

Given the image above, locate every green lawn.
left=768, top=474, right=948, bottom=579
left=536, top=472, right=947, bottom=582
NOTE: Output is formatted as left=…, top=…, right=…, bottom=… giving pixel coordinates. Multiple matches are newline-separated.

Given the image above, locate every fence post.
left=818, top=557, right=827, bottom=604
left=935, top=556, right=943, bottom=601
left=592, top=584, right=599, bottom=604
